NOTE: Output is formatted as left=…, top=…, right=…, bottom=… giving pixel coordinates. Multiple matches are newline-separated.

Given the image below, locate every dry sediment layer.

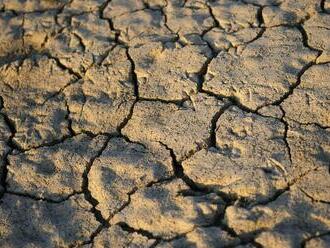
left=0, top=0, right=329, bottom=247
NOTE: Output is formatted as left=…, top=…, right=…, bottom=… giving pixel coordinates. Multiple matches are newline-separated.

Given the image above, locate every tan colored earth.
left=0, top=0, right=329, bottom=247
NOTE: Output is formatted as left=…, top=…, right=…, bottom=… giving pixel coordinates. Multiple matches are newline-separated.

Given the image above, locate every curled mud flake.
left=111, top=179, right=225, bottom=239
left=46, top=30, right=94, bottom=75
left=112, top=9, right=174, bottom=44
left=165, top=2, right=215, bottom=38
left=23, top=11, right=60, bottom=52
left=130, top=42, right=211, bottom=100
left=156, top=226, right=240, bottom=248
left=103, top=0, right=145, bottom=19
left=325, top=0, right=330, bottom=13
left=287, top=122, right=330, bottom=182
left=304, top=13, right=330, bottom=63
left=257, top=105, right=283, bottom=119
left=70, top=13, right=116, bottom=59
left=0, top=56, right=76, bottom=150
left=208, top=0, right=259, bottom=32
left=89, top=137, right=173, bottom=219
left=305, top=235, right=330, bottom=248
left=122, top=93, right=227, bottom=161
left=225, top=186, right=330, bottom=246
left=0, top=194, right=99, bottom=247
left=297, top=166, right=330, bottom=203
left=92, top=224, right=156, bottom=248
left=183, top=106, right=290, bottom=203
left=2, top=0, right=68, bottom=12
left=6, top=134, right=108, bottom=201
left=0, top=13, right=24, bottom=63
left=263, top=0, right=321, bottom=27
left=64, top=46, right=135, bottom=134
left=203, top=27, right=262, bottom=52
left=145, top=0, right=167, bottom=10
left=61, top=0, right=106, bottom=15
left=203, top=27, right=318, bottom=110
left=282, top=63, right=330, bottom=127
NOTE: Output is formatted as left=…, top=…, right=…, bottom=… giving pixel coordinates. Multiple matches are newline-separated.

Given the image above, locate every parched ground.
left=0, top=0, right=329, bottom=247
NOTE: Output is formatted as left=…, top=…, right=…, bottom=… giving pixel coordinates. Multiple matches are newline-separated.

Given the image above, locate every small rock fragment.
left=89, top=137, right=173, bottom=219
left=111, top=179, right=225, bottom=239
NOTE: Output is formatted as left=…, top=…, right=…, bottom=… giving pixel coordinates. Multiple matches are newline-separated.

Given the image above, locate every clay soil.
left=0, top=0, right=329, bottom=247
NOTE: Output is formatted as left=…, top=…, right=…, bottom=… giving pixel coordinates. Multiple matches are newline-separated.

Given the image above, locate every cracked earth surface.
left=0, top=0, right=329, bottom=247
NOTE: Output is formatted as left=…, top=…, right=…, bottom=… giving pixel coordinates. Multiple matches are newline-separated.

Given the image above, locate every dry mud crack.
left=0, top=0, right=329, bottom=247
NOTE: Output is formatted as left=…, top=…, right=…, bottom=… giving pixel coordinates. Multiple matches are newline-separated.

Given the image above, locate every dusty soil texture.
left=0, top=0, right=329, bottom=247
